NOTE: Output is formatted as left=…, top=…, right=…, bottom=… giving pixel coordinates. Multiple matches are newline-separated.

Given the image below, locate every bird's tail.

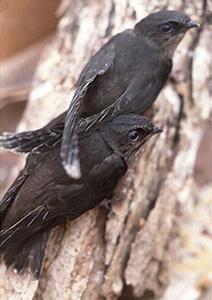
left=1, top=231, right=49, bottom=278
left=0, top=127, right=61, bottom=153
left=0, top=112, right=65, bottom=153
left=0, top=205, right=58, bottom=277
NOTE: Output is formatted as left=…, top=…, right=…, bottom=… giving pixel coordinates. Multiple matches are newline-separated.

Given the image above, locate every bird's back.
left=79, top=29, right=167, bottom=117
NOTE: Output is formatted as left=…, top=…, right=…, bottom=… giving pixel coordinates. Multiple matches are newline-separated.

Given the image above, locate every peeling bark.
left=0, top=0, right=211, bottom=299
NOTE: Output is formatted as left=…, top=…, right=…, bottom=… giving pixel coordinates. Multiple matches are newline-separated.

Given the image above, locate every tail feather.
left=1, top=198, right=56, bottom=278
left=0, top=206, right=54, bottom=247
left=0, top=128, right=61, bottom=153
left=1, top=231, right=49, bottom=278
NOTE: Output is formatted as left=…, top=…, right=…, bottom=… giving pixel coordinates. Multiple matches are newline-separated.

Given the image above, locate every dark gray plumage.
left=0, top=114, right=161, bottom=278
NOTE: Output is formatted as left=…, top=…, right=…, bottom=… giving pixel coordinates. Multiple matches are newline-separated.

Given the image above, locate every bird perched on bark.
left=0, top=114, right=161, bottom=278
left=0, top=10, right=198, bottom=178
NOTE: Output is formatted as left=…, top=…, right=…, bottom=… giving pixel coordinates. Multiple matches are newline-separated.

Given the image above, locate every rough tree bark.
left=0, top=0, right=211, bottom=299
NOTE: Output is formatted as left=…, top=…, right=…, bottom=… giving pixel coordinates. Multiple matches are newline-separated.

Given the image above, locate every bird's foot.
left=100, top=199, right=112, bottom=211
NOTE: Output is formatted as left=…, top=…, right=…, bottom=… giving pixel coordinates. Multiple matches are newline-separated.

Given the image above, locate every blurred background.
left=0, top=0, right=61, bottom=194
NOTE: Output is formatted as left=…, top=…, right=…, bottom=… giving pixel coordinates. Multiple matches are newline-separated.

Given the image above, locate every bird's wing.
left=0, top=205, right=56, bottom=248
left=46, top=154, right=126, bottom=217
left=112, top=62, right=172, bottom=114
left=88, top=153, right=127, bottom=188
left=61, top=43, right=115, bottom=179
left=0, top=154, right=126, bottom=247
left=0, top=170, right=29, bottom=224
left=48, top=153, right=127, bottom=220
left=0, top=112, right=65, bottom=153
left=0, top=182, right=84, bottom=248
left=0, top=151, right=44, bottom=226
left=79, top=59, right=172, bottom=130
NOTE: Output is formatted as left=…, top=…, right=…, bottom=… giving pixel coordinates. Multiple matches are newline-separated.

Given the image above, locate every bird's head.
left=100, top=114, right=162, bottom=161
left=135, top=10, right=199, bottom=58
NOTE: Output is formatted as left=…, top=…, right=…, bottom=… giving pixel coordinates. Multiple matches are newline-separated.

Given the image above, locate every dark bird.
left=0, top=10, right=198, bottom=178
left=61, top=10, right=198, bottom=178
left=0, top=114, right=161, bottom=278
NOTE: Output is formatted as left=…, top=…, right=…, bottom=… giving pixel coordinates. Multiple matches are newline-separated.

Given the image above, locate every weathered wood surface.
left=0, top=0, right=211, bottom=299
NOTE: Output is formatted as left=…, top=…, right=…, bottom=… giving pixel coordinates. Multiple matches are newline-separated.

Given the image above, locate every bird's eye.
left=161, top=23, right=173, bottom=33
left=129, top=130, right=140, bottom=141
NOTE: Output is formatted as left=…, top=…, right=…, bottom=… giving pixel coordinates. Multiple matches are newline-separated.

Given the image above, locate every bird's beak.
left=153, top=126, right=163, bottom=134
left=185, top=20, right=199, bottom=29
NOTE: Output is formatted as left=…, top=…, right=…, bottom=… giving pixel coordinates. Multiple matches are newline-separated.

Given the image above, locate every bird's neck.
left=139, top=34, right=166, bottom=58
left=137, top=31, right=178, bottom=60
left=149, top=32, right=185, bottom=59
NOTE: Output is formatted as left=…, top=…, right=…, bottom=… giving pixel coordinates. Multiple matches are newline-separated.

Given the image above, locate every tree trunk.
left=0, top=0, right=211, bottom=299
